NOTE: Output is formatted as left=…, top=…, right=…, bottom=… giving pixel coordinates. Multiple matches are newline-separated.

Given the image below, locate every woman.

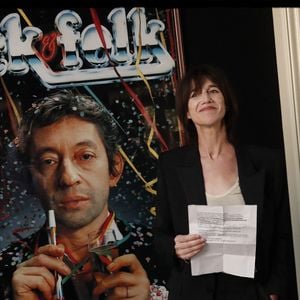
left=153, top=64, right=294, bottom=299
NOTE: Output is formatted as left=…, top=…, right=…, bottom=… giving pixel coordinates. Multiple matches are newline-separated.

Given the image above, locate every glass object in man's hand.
left=88, top=228, right=118, bottom=273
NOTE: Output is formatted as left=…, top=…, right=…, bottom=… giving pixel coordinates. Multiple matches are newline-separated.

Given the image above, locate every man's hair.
left=176, top=64, right=239, bottom=145
left=18, top=89, right=121, bottom=176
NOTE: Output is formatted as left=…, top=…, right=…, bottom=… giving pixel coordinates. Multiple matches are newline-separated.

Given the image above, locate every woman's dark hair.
left=176, top=64, right=239, bottom=145
left=18, top=89, right=121, bottom=176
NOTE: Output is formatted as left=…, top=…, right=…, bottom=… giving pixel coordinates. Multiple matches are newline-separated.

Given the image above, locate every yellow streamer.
left=149, top=206, right=156, bottom=216
left=134, top=8, right=160, bottom=162
left=118, top=146, right=157, bottom=195
left=0, top=77, right=21, bottom=125
left=1, top=8, right=32, bottom=130
left=135, top=8, right=154, bottom=101
left=17, top=8, right=33, bottom=26
left=146, top=114, right=159, bottom=160
left=155, top=9, right=167, bottom=49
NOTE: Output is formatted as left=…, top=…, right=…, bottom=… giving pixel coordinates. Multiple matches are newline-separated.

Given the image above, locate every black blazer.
left=153, top=144, right=295, bottom=300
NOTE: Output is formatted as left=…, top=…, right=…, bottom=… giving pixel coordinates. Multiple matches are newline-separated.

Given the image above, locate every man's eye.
left=33, top=158, right=57, bottom=171
left=81, top=153, right=94, bottom=160
left=42, top=159, right=56, bottom=165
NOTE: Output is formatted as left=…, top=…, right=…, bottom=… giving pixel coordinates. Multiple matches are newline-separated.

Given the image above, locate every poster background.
left=0, top=7, right=181, bottom=249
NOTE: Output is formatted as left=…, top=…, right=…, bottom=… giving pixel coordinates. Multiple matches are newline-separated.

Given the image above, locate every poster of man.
left=0, top=7, right=182, bottom=299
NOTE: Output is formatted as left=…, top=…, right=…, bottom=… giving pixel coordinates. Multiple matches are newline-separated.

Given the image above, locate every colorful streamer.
left=89, top=8, right=169, bottom=152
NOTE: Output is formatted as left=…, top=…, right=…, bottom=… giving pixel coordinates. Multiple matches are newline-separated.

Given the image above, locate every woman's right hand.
left=174, top=234, right=206, bottom=261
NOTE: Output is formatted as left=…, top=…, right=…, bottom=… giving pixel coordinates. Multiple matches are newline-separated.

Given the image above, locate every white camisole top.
left=206, top=178, right=245, bottom=206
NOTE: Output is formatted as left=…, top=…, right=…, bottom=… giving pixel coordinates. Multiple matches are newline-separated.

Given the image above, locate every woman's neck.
left=197, top=126, right=230, bottom=160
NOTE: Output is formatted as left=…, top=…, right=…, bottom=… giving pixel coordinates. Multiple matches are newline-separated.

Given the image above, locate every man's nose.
left=58, top=159, right=81, bottom=187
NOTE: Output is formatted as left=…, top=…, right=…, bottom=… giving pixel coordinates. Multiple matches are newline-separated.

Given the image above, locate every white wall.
left=273, top=8, right=300, bottom=298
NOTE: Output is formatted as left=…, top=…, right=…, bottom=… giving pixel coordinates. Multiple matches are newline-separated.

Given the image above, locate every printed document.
left=188, top=205, right=257, bottom=278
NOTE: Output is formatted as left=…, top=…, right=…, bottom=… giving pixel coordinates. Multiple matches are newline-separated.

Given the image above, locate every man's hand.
left=174, top=234, right=206, bottom=261
left=12, top=244, right=71, bottom=300
left=93, top=253, right=150, bottom=300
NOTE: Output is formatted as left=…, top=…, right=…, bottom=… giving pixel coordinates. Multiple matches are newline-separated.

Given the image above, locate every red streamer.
left=89, top=8, right=168, bottom=152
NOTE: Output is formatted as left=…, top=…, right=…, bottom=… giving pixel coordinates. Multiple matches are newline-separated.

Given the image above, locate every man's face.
left=29, top=116, right=116, bottom=229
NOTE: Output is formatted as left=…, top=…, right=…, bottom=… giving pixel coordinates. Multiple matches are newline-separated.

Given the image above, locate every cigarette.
left=48, top=210, right=57, bottom=245
left=48, top=210, right=64, bottom=300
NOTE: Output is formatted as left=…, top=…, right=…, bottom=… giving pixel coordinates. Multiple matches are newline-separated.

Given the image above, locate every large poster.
left=0, top=7, right=182, bottom=249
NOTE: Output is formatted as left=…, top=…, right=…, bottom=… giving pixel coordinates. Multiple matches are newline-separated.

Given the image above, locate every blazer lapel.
left=236, top=146, right=265, bottom=232
left=176, top=146, right=207, bottom=206
left=175, top=145, right=265, bottom=230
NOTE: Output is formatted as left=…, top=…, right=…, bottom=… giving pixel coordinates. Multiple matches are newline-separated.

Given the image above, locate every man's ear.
left=109, top=152, right=124, bottom=187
